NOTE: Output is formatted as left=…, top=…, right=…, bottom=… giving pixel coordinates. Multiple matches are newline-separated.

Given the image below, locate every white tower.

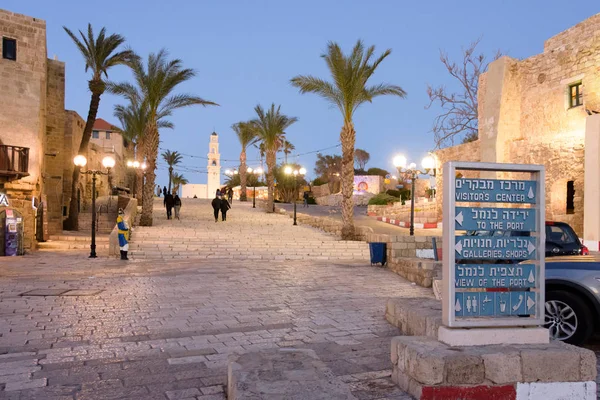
left=207, top=132, right=221, bottom=197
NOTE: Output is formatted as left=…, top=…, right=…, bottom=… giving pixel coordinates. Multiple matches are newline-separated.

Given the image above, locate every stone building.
left=434, top=13, right=600, bottom=250
left=0, top=8, right=129, bottom=253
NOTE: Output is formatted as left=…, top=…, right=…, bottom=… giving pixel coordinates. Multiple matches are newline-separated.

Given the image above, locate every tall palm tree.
left=282, top=140, right=295, bottom=164
left=161, top=150, right=183, bottom=192
left=232, top=121, right=257, bottom=201
left=63, top=24, right=136, bottom=230
left=109, top=49, right=217, bottom=226
left=250, top=104, right=298, bottom=212
left=171, top=173, right=188, bottom=195
left=291, top=40, right=406, bottom=239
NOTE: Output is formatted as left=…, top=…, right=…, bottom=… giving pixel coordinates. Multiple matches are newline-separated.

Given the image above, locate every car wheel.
left=544, top=290, right=594, bottom=345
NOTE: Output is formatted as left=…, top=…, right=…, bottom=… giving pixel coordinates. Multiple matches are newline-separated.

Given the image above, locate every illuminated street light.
left=284, top=165, right=306, bottom=226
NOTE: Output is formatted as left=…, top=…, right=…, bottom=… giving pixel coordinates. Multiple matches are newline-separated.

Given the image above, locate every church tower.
left=207, top=132, right=221, bottom=197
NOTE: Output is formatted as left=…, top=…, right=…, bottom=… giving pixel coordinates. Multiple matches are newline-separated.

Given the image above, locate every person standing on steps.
left=117, top=208, right=130, bottom=260
left=164, top=191, right=174, bottom=220
left=211, top=194, right=221, bottom=222
left=220, top=195, right=231, bottom=221
left=173, top=193, right=182, bottom=220
left=227, top=187, right=233, bottom=205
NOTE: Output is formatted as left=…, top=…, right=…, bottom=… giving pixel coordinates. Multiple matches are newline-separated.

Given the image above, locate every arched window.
left=212, top=160, right=216, bottom=166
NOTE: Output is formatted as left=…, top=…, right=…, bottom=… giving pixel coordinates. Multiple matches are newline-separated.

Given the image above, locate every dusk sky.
left=4, top=0, right=599, bottom=187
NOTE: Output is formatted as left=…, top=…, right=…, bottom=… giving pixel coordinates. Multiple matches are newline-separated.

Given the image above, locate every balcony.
left=0, top=145, right=30, bottom=182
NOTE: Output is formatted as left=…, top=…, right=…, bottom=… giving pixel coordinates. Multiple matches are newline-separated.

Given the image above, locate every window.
left=212, top=160, right=217, bottom=166
left=546, top=225, right=576, bottom=244
left=2, top=37, right=16, bottom=61
left=568, top=82, right=583, bottom=108
left=105, top=131, right=111, bottom=139
left=92, top=130, right=99, bottom=139
left=566, top=180, right=575, bottom=214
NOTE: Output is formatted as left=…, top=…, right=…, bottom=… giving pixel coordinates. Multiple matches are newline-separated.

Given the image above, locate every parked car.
left=463, top=221, right=588, bottom=261
left=541, top=256, right=600, bottom=344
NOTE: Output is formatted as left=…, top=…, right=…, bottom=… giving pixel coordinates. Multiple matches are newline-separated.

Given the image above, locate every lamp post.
left=392, top=154, right=436, bottom=236
left=284, top=165, right=307, bottom=226
left=74, top=155, right=115, bottom=258
left=246, top=167, right=263, bottom=208
left=127, top=160, right=147, bottom=200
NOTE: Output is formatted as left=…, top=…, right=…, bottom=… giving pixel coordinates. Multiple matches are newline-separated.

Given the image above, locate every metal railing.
left=0, top=145, right=29, bottom=175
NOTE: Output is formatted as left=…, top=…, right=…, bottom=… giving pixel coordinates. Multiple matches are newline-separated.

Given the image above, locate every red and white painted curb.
left=376, top=216, right=440, bottom=229
left=418, top=381, right=596, bottom=399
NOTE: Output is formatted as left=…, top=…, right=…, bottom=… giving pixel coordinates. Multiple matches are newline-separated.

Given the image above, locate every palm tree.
left=171, top=172, right=188, bottom=195
left=291, top=40, right=406, bottom=239
left=232, top=121, right=257, bottom=201
left=162, top=150, right=183, bottom=193
left=109, top=49, right=217, bottom=226
left=250, top=104, right=298, bottom=212
left=63, top=24, right=136, bottom=230
left=282, top=140, right=295, bottom=164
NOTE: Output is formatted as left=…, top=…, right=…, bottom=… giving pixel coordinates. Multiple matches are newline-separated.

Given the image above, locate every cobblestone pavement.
left=0, top=200, right=428, bottom=399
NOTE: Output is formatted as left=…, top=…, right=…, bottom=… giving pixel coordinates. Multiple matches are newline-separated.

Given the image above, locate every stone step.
left=38, top=241, right=109, bottom=250
left=48, top=234, right=109, bottom=242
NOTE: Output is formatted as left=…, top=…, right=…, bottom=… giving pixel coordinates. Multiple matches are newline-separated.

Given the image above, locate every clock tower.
left=207, top=132, right=221, bottom=197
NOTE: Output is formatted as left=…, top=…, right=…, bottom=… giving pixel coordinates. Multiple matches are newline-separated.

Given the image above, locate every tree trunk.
left=64, top=82, right=104, bottom=231
left=168, top=166, right=173, bottom=193
left=340, top=122, right=356, bottom=239
left=239, top=149, right=247, bottom=201
left=266, top=148, right=276, bottom=212
left=135, top=168, right=143, bottom=204
left=140, top=124, right=158, bottom=226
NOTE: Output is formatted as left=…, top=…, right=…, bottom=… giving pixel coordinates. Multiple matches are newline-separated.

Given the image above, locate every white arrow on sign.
left=455, top=298, right=462, bottom=313
left=527, top=187, right=534, bottom=200
left=527, top=270, right=535, bottom=283
left=455, top=241, right=463, bottom=256
left=455, top=211, right=464, bottom=226
left=526, top=296, right=535, bottom=310
left=527, top=241, right=536, bottom=255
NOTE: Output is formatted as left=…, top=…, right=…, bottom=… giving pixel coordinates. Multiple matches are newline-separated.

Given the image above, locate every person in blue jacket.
left=117, top=208, right=130, bottom=260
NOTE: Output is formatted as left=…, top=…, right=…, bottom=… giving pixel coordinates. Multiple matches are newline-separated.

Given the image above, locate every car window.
left=546, top=225, right=577, bottom=244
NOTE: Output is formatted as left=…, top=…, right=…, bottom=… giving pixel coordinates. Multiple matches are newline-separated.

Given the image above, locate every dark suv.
left=465, top=221, right=588, bottom=258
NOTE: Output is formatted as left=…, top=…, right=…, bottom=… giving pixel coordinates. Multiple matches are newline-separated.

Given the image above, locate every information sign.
left=442, top=162, right=545, bottom=328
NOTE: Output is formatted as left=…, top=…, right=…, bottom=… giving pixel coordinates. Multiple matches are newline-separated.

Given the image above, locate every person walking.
left=163, top=186, right=167, bottom=197
left=227, top=187, right=233, bottom=204
left=173, top=193, right=182, bottom=220
left=164, top=191, right=174, bottom=219
left=211, top=194, right=221, bottom=222
left=216, top=188, right=221, bottom=197
left=220, top=195, right=231, bottom=221
left=303, top=191, right=309, bottom=208
left=116, top=208, right=130, bottom=260
left=156, top=185, right=161, bottom=197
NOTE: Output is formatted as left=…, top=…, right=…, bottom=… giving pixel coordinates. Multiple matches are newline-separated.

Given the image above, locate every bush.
left=312, top=177, right=327, bottom=186
left=366, top=167, right=389, bottom=177
left=307, top=196, right=317, bottom=205
left=386, top=189, right=401, bottom=198
left=368, top=193, right=398, bottom=205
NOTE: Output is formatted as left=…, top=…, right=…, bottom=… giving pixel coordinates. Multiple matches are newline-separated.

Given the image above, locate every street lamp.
left=127, top=160, right=147, bottom=199
left=393, top=154, right=436, bottom=236
left=248, top=167, right=263, bottom=208
left=74, top=155, right=115, bottom=258
left=284, top=166, right=306, bottom=226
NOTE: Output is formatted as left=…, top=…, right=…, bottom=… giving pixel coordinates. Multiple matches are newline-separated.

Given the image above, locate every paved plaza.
left=0, top=200, right=432, bottom=399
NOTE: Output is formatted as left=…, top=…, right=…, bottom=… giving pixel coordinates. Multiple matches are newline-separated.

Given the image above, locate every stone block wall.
left=367, top=201, right=438, bottom=223
left=63, top=111, right=85, bottom=218
left=44, top=59, right=66, bottom=235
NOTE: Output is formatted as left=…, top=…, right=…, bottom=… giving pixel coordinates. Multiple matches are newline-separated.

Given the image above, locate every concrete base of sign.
left=438, top=326, right=549, bottom=346
left=391, top=335, right=596, bottom=400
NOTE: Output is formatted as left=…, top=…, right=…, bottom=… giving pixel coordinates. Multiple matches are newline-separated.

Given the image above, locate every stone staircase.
left=78, top=196, right=119, bottom=234
left=128, top=200, right=370, bottom=261
left=38, top=231, right=110, bottom=251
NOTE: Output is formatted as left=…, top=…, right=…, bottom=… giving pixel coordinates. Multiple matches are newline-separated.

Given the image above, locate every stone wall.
left=44, top=59, right=66, bottom=235
left=63, top=111, right=85, bottom=218
left=311, top=183, right=330, bottom=198
left=367, top=200, right=438, bottom=224
left=0, top=9, right=48, bottom=249
left=354, top=175, right=383, bottom=194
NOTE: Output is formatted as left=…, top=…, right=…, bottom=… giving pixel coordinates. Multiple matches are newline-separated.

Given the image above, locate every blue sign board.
left=454, top=291, right=537, bottom=318
left=455, top=236, right=537, bottom=260
left=454, top=207, right=536, bottom=232
left=455, top=178, right=537, bottom=204
left=455, top=264, right=536, bottom=288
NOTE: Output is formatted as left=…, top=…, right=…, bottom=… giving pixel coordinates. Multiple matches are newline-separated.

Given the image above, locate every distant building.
left=182, top=132, right=221, bottom=199
left=435, top=13, right=600, bottom=250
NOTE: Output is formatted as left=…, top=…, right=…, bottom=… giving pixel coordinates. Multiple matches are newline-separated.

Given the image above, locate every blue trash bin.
left=369, top=242, right=387, bottom=266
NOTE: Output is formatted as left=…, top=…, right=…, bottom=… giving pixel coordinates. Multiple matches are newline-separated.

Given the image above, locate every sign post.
left=441, top=161, right=547, bottom=345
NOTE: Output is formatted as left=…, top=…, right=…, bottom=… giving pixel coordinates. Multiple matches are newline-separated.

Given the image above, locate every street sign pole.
left=442, top=161, right=545, bottom=330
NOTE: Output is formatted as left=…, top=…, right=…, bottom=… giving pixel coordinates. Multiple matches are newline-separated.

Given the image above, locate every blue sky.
left=4, top=1, right=599, bottom=186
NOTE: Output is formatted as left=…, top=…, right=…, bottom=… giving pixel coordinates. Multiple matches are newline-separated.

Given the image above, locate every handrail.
left=96, top=204, right=109, bottom=232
